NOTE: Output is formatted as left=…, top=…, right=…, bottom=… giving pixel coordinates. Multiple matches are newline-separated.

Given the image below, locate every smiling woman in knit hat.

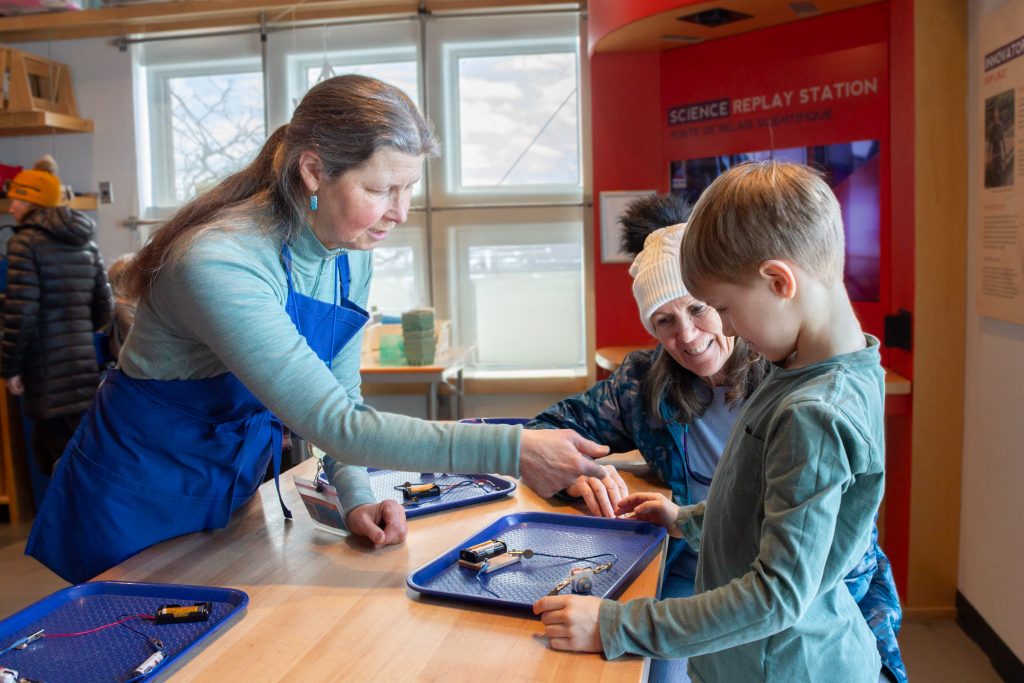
left=527, top=192, right=907, bottom=683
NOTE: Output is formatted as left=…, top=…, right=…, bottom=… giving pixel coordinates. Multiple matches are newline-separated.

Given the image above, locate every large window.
left=435, top=207, right=584, bottom=372
left=135, top=35, right=264, bottom=215
left=134, top=13, right=586, bottom=374
left=453, top=48, right=579, bottom=190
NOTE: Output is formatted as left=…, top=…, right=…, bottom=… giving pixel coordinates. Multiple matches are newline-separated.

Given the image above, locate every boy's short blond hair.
left=679, top=161, right=845, bottom=297
left=107, top=253, right=136, bottom=298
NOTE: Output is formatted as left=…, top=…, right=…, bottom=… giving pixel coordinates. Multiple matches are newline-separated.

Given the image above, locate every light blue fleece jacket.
left=599, top=336, right=886, bottom=682
left=119, top=215, right=520, bottom=515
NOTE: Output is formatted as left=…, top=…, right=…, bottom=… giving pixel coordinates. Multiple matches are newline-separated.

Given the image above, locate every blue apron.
left=26, top=245, right=368, bottom=583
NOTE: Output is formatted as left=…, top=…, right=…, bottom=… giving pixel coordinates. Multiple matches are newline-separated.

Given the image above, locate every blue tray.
left=0, top=581, right=248, bottom=682
left=319, top=469, right=516, bottom=518
left=457, top=417, right=531, bottom=426
left=407, top=512, right=666, bottom=610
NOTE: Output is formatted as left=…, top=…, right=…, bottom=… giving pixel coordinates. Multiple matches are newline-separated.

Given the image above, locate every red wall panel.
left=588, top=1, right=913, bottom=595
left=591, top=51, right=665, bottom=348
left=658, top=4, right=892, bottom=358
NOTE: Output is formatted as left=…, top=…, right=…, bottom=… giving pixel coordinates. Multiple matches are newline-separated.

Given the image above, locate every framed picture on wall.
left=600, top=190, right=654, bottom=263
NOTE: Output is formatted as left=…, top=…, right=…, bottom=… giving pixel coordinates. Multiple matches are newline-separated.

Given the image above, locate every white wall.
left=1, top=37, right=140, bottom=262
left=961, top=0, right=1024, bottom=660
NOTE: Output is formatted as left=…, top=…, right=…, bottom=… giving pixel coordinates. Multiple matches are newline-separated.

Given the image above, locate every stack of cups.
left=401, top=308, right=436, bottom=366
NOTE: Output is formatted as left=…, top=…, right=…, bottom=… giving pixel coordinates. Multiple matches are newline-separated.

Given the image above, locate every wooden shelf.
left=0, top=0, right=574, bottom=43
left=0, top=194, right=98, bottom=211
left=0, top=110, right=93, bottom=136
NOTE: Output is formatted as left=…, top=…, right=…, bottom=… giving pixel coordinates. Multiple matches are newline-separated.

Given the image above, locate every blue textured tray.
left=0, top=581, right=248, bottom=682
left=407, top=512, right=666, bottom=610
left=319, top=469, right=516, bottom=518
left=457, top=417, right=531, bottom=425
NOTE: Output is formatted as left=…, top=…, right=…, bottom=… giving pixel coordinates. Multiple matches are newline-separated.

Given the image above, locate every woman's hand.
left=566, top=466, right=630, bottom=518
left=346, top=499, right=407, bottom=548
left=5, top=375, right=24, bottom=396
left=616, top=492, right=682, bottom=537
left=532, top=594, right=604, bottom=652
left=519, top=429, right=609, bottom=498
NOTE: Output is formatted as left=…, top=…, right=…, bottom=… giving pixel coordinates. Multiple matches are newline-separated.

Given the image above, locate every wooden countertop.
left=96, top=458, right=667, bottom=682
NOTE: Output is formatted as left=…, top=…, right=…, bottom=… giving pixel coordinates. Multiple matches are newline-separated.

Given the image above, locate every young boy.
left=534, top=161, right=889, bottom=682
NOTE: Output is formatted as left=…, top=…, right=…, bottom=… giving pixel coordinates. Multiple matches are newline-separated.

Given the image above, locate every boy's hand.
left=346, top=500, right=407, bottom=548
left=532, top=595, right=603, bottom=652
left=565, top=466, right=630, bottom=518
left=616, top=492, right=683, bottom=537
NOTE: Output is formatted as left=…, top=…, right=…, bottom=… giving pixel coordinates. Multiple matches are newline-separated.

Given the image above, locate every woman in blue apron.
left=527, top=195, right=906, bottom=683
left=27, top=74, right=608, bottom=584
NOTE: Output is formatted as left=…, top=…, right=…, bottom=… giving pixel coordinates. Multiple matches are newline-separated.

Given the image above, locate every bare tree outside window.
left=167, top=72, right=265, bottom=203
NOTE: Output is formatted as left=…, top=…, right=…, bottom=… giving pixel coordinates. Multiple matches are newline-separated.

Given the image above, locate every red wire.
left=45, top=614, right=154, bottom=638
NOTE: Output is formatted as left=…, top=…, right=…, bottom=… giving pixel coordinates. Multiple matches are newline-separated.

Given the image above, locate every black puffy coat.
left=1, top=207, right=113, bottom=420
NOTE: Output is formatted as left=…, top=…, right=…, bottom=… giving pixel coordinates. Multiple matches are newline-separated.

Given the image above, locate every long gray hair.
left=126, top=74, right=439, bottom=300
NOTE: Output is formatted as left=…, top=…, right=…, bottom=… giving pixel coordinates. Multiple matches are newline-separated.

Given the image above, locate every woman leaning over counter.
left=27, top=74, right=607, bottom=583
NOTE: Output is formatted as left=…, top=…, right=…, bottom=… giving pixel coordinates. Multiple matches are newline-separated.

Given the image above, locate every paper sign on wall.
left=979, top=3, right=1024, bottom=324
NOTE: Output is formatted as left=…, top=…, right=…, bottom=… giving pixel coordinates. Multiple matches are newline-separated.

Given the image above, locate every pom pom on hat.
left=629, top=223, right=688, bottom=335
left=8, top=168, right=62, bottom=208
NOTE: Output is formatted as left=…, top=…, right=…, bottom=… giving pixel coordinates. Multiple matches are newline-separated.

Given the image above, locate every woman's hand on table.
left=566, top=466, right=630, bottom=518
left=519, top=429, right=609, bottom=498
left=616, top=492, right=682, bottom=537
left=533, top=594, right=603, bottom=653
left=346, top=499, right=407, bottom=548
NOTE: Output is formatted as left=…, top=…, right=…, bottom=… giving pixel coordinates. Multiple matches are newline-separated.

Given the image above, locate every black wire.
left=118, top=614, right=165, bottom=683
left=119, top=617, right=161, bottom=650
left=469, top=552, right=619, bottom=600
left=527, top=551, right=618, bottom=566
left=440, top=480, right=492, bottom=495
left=396, top=476, right=493, bottom=506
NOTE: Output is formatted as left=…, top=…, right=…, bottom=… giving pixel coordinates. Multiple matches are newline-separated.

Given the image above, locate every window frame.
left=425, top=13, right=584, bottom=207
left=430, top=205, right=586, bottom=373
left=135, top=33, right=263, bottom=216
left=144, top=60, right=265, bottom=212
left=132, top=12, right=590, bottom=376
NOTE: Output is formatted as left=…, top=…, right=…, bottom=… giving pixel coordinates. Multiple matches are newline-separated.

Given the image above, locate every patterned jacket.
left=529, top=347, right=907, bottom=682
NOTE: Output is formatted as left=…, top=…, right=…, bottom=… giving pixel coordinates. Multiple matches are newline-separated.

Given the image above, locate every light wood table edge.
left=96, top=458, right=668, bottom=682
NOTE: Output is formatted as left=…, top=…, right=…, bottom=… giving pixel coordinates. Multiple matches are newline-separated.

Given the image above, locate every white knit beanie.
left=629, top=223, right=688, bottom=335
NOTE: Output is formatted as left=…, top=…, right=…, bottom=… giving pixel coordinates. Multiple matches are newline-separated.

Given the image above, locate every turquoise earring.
left=310, top=194, right=318, bottom=211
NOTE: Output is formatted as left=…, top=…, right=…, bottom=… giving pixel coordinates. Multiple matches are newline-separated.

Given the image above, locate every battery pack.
left=399, top=482, right=442, bottom=502
left=479, top=553, right=520, bottom=574
left=459, top=539, right=508, bottom=563
left=154, top=602, right=212, bottom=625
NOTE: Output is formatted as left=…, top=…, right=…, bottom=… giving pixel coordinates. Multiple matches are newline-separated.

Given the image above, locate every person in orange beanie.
left=6, top=158, right=63, bottom=213
left=1, top=155, right=112, bottom=474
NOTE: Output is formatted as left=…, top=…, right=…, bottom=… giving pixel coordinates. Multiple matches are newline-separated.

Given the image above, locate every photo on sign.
left=984, top=89, right=1015, bottom=189
left=670, top=140, right=881, bottom=302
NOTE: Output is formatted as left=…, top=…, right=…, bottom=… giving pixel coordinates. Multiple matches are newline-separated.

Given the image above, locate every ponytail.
left=124, top=125, right=288, bottom=301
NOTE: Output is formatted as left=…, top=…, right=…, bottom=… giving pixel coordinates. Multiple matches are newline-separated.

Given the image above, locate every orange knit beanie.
left=8, top=168, right=62, bottom=208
